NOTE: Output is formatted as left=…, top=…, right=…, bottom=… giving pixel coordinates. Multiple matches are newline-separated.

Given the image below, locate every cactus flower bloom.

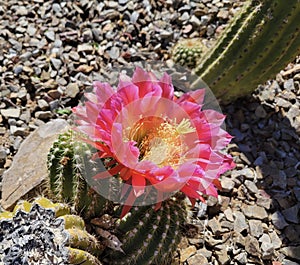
left=73, top=67, right=235, bottom=217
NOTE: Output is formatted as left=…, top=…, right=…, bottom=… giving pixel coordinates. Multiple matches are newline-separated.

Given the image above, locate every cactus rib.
left=192, top=0, right=300, bottom=102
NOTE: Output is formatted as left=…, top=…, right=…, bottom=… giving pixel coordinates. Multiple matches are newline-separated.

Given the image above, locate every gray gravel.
left=1, top=0, right=300, bottom=265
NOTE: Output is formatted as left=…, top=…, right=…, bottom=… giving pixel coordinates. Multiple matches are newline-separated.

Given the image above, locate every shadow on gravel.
left=223, top=92, right=300, bottom=265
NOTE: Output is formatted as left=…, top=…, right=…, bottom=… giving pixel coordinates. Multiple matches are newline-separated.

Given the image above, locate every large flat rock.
left=1, top=119, right=69, bottom=210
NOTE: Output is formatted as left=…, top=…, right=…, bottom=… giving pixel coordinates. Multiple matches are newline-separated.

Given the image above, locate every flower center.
left=130, top=117, right=195, bottom=168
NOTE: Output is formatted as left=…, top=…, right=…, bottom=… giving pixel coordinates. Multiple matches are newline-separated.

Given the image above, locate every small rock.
left=190, top=15, right=201, bottom=26
left=233, top=211, right=248, bottom=233
left=48, top=89, right=61, bottom=99
left=282, top=259, right=300, bottom=265
left=160, top=30, right=173, bottom=39
left=187, top=253, right=208, bottom=265
left=271, top=211, right=289, bottom=229
left=220, top=177, right=235, bottom=192
left=235, top=252, right=247, bottom=264
left=180, top=246, right=197, bottom=263
left=65, top=83, right=79, bottom=98
left=13, top=136, right=23, bottom=150
left=249, top=220, right=263, bottom=238
left=224, top=208, right=234, bottom=222
left=179, top=12, right=190, bottom=22
left=14, top=65, right=23, bottom=75
left=208, top=217, right=222, bottom=235
left=242, top=205, right=268, bottom=220
left=82, top=28, right=93, bottom=41
left=69, top=51, right=80, bottom=61
left=130, top=11, right=139, bottom=23
left=259, top=233, right=271, bottom=244
left=244, top=180, right=259, bottom=194
left=272, top=170, right=287, bottom=189
left=283, top=78, right=295, bottom=91
left=287, top=105, right=300, bottom=120
left=261, top=241, right=274, bottom=259
left=1, top=109, right=21, bottom=119
left=108, top=47, right=120, bottom=60
left=281, top=246, right=300, bottom=260
left=44, top=30, right=55, bottom=41
left=196, top=248, right=212, bottom=259
left=282, top=204, right=300, bottom=223
left=217, top=9, right=229, bottom=20
left=37, top=99, right=49, bottom=110
left=50, top=58, right=62, bottom=70
left=255, top=105, right=267, bottom=118
left=215, top=249, right=230, bottom=264
left=12, top=127, right=28, bottom=137
left=34, top=111, right=53, bottom=120
left=276, top=98, right=292, bottom=108
left=269, top=231, right=282, bottom=249
left=245, top=236, right=260, bottom=257
left=0, top=147, right=7, bottom=159
left=16, top=6, right=28, bottom=16
left=78, top=43, right=94, bottom=53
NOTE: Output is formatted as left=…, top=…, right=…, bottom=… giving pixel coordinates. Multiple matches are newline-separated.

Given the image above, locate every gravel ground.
left=0, top=0, right=300, bottom=265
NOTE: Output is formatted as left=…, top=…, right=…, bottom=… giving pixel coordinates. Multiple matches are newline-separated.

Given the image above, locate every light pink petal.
left=110, top=123, right=139, bottom=167
left=117, top=80, right=139, bottom=105
left=177, top=89, right=205, bottom=105
left=94, top=81, right=114, bottom=106
left=159, top=72, right=174, bottom=99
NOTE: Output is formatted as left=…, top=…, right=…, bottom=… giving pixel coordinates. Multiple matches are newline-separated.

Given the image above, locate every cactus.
left=0, top=197, right=103, bottom=265
left=47, top=131, right=188, bottom=264
left=172, top=38, right=207, bottom=68
left=106, top=195, right=187, bottom=265
left=181, top=0, right=300, bottom=102
left=47, top=130, right=112, bottom=219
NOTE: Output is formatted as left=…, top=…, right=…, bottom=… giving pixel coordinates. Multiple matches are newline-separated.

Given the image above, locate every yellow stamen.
left=130, top=118, right=195, bottom=168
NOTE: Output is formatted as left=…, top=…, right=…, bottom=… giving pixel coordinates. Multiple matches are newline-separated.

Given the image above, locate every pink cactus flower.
left=73, top=67, right=235, bottom=217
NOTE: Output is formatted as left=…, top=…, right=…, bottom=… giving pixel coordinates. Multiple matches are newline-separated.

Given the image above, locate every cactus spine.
left=47, top=130, right=111, bottom=219
left=0, top=197, right=103, bottom=265
left=48, top=132, right=188, bottom=264
left=172, top=38, right=207, bottom=68
left=191, top=0, right=300, bottom=102
left=107, top=196, right=187, bottom=265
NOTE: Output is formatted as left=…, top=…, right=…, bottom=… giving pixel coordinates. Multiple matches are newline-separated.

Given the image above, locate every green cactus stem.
left=0, top=197, right=103, bottom=265
left=47, top=130, right=112, bottom=219
left=47, top=132, right=189, bottom=264
left=191, top=0, right=300, bottom=102
left=172, top=38, right=207, bottom=68
left=106, top=196, right=187, bottom=265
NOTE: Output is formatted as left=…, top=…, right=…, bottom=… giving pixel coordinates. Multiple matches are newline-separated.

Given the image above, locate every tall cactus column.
left=192, top=0, right=300, bottom=102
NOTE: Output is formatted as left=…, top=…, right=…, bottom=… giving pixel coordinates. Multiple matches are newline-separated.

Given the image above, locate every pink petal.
left=132, top=173, right=146, bottom=197
left=94, top=81, right=114, bottom=106
left=159, top=72, right=174, bottom=99
left=177, top=89, right=205, bottom=105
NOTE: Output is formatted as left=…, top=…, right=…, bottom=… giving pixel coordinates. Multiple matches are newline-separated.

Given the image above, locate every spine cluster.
left=0, top=197, right=103, bottom=265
